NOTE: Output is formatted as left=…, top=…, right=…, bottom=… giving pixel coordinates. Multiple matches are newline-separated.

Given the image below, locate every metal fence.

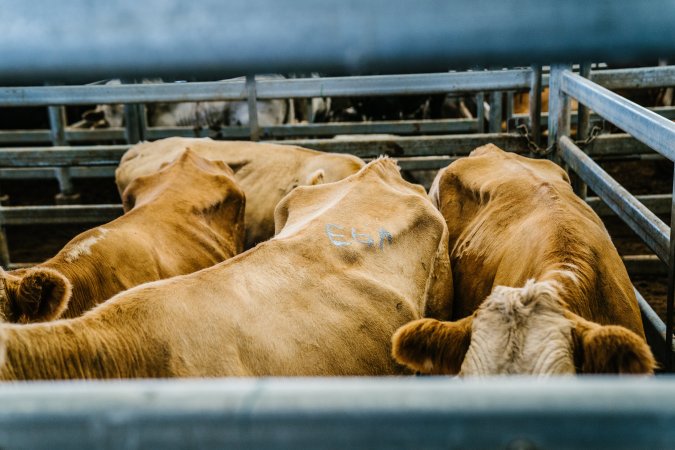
left=2, top=0, right=675, bottom=82
left=0, top=377, right=674, bottom=450
left=2, top=66, right=675, bottom=264
left=1, top=2, right=675, bottom=443
left=548, top=65, right=675, bottom=369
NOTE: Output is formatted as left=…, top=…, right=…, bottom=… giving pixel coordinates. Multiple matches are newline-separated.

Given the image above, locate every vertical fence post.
left=548, top=64, right=572, bottom=163
left=528, top=64, right=542, bottom=148
left=667, top=178, right=675, bottom=371
left=488, top=91, right=503, bottom=133
left=0, top=221, right=10, bottom=269
left=304, top=99, right=314, bottom=123
left=246, top=74, right=260, bottom=141
left=138, top=103, right=149, bottom=139
left=48, top=105, right=67, bottom=147
left=476, top=92, right=485, bottom=133
left=122, top=80, right=143, bottom=144
left=124, top=104, right=143, bottom=144
left=505, top=91, right=514, bottom=131
left=48, top=103, right=80, bottom=205
left=571, top=63, right=592, bottom=198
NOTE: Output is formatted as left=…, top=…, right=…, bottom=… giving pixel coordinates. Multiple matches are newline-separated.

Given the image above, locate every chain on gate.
left=516, top=123, right=604, bottom=157
left=515, top=123, right=554, bottom=157
left=577, top=124, right=604, bottom=148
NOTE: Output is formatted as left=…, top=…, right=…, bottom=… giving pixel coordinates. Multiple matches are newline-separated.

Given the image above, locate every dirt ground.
left=598, top=158, right=672, bottom=323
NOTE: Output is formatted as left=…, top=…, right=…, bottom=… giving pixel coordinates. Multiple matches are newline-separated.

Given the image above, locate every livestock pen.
left=0, top=0, right=675, bottom=448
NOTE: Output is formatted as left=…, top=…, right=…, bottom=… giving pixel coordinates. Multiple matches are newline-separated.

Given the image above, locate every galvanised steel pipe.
left=0, top=145, right=128, bottom=167
left=0, top=135, right=529, bottom=167
left=0, top=71, right=532, bottom=106
left=635, top=288, right=669, bottom=350
left=541, top=65, right=675, bottom=89
left=0, top=205, right=122, bottom=225
left=590, top=65, right=675, bottom=90
left=0, top=167, right=116, bottom=180
left=1, top=0, right=675, bottom=82
left=0, top=377, right=674, bottom=449
left=254, top=70, right=532, bottom=99
left=560, top=71, right=675, bottom=161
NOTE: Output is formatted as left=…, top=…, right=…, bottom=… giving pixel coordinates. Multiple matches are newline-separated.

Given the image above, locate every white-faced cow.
left=115, top=137, right=365, bottom=248
left=0, top=150, right=244, bottom=323
left=0, top=158, right=452, bottom=379
left=392, top=144, right=655, bottom=375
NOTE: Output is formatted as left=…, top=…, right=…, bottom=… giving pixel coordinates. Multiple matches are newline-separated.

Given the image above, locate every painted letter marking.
left=351, top=228, right=374, bottom=247
left=326, top=224, right=351, bottom=247
left=379, top=228, right=393, bottom=250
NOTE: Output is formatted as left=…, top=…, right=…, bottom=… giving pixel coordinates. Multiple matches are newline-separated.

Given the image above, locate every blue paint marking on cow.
left=379, top=228, right=393, bottom=250
left=327, top=223, right=393, bottom=249
left=352, top=228, right=374, bottom=247
left=326, top=223, right=351, bottom=247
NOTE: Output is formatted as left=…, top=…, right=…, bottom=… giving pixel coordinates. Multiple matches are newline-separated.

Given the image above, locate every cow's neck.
left=0, top=320, right=168, bottom=380
left=37, top=261, right=111, bottom=319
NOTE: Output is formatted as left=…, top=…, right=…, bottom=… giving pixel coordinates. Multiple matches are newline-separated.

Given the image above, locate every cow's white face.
left=228, top=100, right=287, bottom=127
left=392, top=280, right=656, bottom=376
left=101, top=104, right=124, bottom=128
left=459, top=281, right=577, bottom=376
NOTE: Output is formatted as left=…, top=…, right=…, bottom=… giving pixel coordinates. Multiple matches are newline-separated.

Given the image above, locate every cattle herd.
left=0, top=138, right=656, bottom=380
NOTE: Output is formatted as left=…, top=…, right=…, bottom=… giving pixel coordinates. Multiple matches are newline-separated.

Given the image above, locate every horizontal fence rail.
left=0, top=145, right=128, bottom=167
left=0, top=135, right=530, bottom=167
left=539, top=65, right=675, bottom=89
left=2, top=0, right=675, bottom=82
left=2, top=66, right=671, bottom=107
left=589, top=65, right=675, bottom=90
left=278, top=134, right=529, bottom=158
left=0, top=205, right=122, bottom=225
left=0, top=119, right=481, bottom=144
left=0, top=71, right=532, bottom=106
left=0, top=166, right=116, bottom=180
left=1, top=377, right=675, bottom=449
left=0, top=66, right=671, bottom=149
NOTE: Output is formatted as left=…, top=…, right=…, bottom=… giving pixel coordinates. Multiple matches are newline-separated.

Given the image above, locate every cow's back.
left=98, top=158, right=452, bottom=376
left=116, top=138, right=364, bottom=247
left=435, top=144, right=643, bottom=335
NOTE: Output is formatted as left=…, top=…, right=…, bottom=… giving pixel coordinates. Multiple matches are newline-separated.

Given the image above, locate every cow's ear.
left=121, top=176, right=146, bottom=212
left=392, top=316, right=472, bottom=375
left=15, top=268, right=71, bottom=322
left=569, top=314, right=656, bottom=374
left=305, top=169, right=325, bottom=186
left=121, top=190, right=136, bottom=211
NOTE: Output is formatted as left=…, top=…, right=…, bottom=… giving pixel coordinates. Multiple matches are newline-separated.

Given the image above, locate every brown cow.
left=392, top=144, right=655, bottom=375
left=115, top=137, right=365, bottom=248
left=0, top=157, right=452, bottom=379
left=0, top=150, right=245, bottom=323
